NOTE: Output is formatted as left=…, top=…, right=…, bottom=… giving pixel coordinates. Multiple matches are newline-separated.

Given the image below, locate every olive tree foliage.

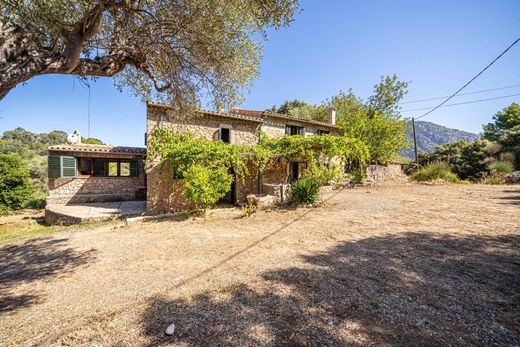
left=0, top=0, right=299, bottom=105
left=268, top=99, right=327, bottom=122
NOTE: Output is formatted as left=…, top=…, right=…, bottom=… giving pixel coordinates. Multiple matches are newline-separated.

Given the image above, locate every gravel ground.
left=0, top=182, right=519, bottom=346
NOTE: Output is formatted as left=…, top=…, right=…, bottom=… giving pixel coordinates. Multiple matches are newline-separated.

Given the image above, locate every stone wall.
left=263, top=183, right=291, bottom=203
left=365, top=163, right=406, bottom=183
left=46, top=157, right=145, bottom=205
left=263, top=160, right=289, bottom=185
left=147, top=105, right=260, bottom=145
left=146, top=165, right=195, bottom=214
left=46, top=175, right=145, bottom=205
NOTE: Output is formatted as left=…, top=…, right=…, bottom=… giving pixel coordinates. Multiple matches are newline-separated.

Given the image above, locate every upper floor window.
left=220, top=127, right=231, bottom=143
left=316, top=129, right=330, bottom=135
left=285, top=124, right=305, bottom=136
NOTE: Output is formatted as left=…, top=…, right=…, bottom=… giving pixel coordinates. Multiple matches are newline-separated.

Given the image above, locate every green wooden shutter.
left=48, top=155, right=61, bottom=178
left=299, top=126, right=306, bottom=135
left=285, top=124, right=291, bottom=135
left=130, top=160, right=138, bottom=177
left=61, top=156, right=76, bottom=177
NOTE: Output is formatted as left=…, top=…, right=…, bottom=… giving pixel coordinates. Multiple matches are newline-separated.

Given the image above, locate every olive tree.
left=0, top=0, right=298, bottom=105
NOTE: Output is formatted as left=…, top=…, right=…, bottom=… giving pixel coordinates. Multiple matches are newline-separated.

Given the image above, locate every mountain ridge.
left=402, top=121, right=480, bottom=158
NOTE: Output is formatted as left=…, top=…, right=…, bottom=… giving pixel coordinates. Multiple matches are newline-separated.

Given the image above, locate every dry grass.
left=0, top=182, right=519, bottom=346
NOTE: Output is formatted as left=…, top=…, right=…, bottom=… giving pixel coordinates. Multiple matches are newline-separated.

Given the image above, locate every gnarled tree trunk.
left=0, top=4, right=143, bottom=101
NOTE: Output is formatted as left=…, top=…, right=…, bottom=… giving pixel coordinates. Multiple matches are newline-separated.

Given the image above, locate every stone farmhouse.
left=146, top=103, right=339, bottom=213
left=46, top=103, right=339, bottom=215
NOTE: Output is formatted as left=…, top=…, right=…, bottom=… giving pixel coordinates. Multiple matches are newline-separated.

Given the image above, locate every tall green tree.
left=482, top=103, right=520, bottom=142
left=482, top=103, right=520, bottom=168
left=328, top=76, right=410, bottom=163
left=368, top=74, right=409, bottom=119
left=0, top=154, right=34, bottom=214
left=0, top=0, right=298, bottom=105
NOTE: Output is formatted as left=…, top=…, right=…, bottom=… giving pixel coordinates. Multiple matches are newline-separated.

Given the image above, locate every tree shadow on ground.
left=141, top=232, right=520, bottom=346
left=0, top=237, right=96, bottom=313
left=498, top=189, right=520, bottom=205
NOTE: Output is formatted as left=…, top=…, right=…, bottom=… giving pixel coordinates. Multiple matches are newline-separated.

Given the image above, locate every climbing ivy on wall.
left=147, top=128, right=369, bottom=210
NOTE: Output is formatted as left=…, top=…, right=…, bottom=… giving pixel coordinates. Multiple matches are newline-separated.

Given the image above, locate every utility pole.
left=412, top=117, right=418, bottom=164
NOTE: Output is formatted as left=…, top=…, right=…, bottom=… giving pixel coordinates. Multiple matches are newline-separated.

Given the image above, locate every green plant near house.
left=489, top=160, right=514, bottom=175
left=0, top=154, right=34, bottom=214
left=241, top=203, right=258, bottom=217
left=184, top=165, right=233, bottom=210
left=289, top=178, right=320, bottom=206
left=148, top=128, right=369, bottom=211
left=411, top=162, right=460, bottom=183
left=303, top=163, right=345, bottom=186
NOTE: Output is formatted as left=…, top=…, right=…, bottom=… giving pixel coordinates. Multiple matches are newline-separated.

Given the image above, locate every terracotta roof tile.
left=48, top=144, right=146, bottom=155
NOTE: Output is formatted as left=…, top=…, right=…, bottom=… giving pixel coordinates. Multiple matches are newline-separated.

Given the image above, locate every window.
left=316, top=129, right=330, bottom=135
left=79, top=158, right=92, bottom=176
left=49, top=156, right=139, bottom=178
left=93, top=159, right=106, bottom=176
left=93, top=159, right=138, bottom=177
left=48, top=155, right=76, bottom=178
left=120, top=161, right=131, bottom=177
left=285, top=124, right=305, bottom=136
left=108, top=161, right=118, bottom=176
left=220, top=127, right=231, bottom=143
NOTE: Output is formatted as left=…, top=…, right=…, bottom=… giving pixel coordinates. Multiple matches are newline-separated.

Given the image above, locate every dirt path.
left=1, top=182, right=519, bottom=346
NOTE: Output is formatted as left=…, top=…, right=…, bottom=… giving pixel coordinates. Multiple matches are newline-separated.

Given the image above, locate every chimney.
left=327, top=108, right=336, bottom=126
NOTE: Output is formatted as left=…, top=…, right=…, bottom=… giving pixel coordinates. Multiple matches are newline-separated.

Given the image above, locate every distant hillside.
left=401, top=121, right=480, bottom=158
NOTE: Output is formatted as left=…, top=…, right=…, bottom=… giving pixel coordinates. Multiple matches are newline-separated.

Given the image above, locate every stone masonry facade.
left=146, top=103, right=339, bottom=214
left=46, top=148, right=146, bottom=205
left=47, top=175, right=145, bottom=205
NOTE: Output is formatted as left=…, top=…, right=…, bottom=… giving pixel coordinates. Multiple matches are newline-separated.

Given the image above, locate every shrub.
left=241, top=203, right=257, bottom=217
left=184, top=165, right=233, bottom=210
left=23, top=192, right=46, bottom=210
left=0, top=154, right=34, bottom=214
left=303, top=163, right=344, bottom=186
left=411, top=162, right=460, bottom=183
left=488, top=160, right=514, bottom=175
left=482, top=175, right=505, bottom=185
left=500, top=151, right=516, bottom=164
left=289, top=178, right=320, bottom=206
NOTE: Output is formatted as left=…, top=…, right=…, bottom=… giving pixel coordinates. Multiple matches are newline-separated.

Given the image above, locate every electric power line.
left=400, top=83, right=520, bottom=104
left=415, top=37, right=520, bottom=120
left=73, top=76, right=92, bottom=138
left=403, top=93, right=520, bottom=112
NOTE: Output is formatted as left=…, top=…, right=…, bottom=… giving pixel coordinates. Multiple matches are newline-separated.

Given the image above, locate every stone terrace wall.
left=46, top=175, right=145, bottom=205
left=365, top=163, right=406, bottom=183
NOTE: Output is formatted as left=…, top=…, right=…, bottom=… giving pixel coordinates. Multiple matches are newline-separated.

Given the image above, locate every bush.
left=289, top=178, right=320, bottom=206
left=482, top=175, right=505, bottom=185
left=184, top=165, right=233, bottom=210
left=23, top=193, right=46, bottom=210
left=411, top=162, right=460, bottom=183
left=303, top=163, right=344, bottom=186
left=500, top=151, right=516, bottom=164
left=0, top=154, right=34, bottom=214
left=241, top=203, right=257, bottom=217
left=488, top=160, right=514, bottom=175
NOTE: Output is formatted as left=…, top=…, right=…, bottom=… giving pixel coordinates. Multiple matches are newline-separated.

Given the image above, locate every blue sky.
left=1, top=0, right=519, bottom=147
